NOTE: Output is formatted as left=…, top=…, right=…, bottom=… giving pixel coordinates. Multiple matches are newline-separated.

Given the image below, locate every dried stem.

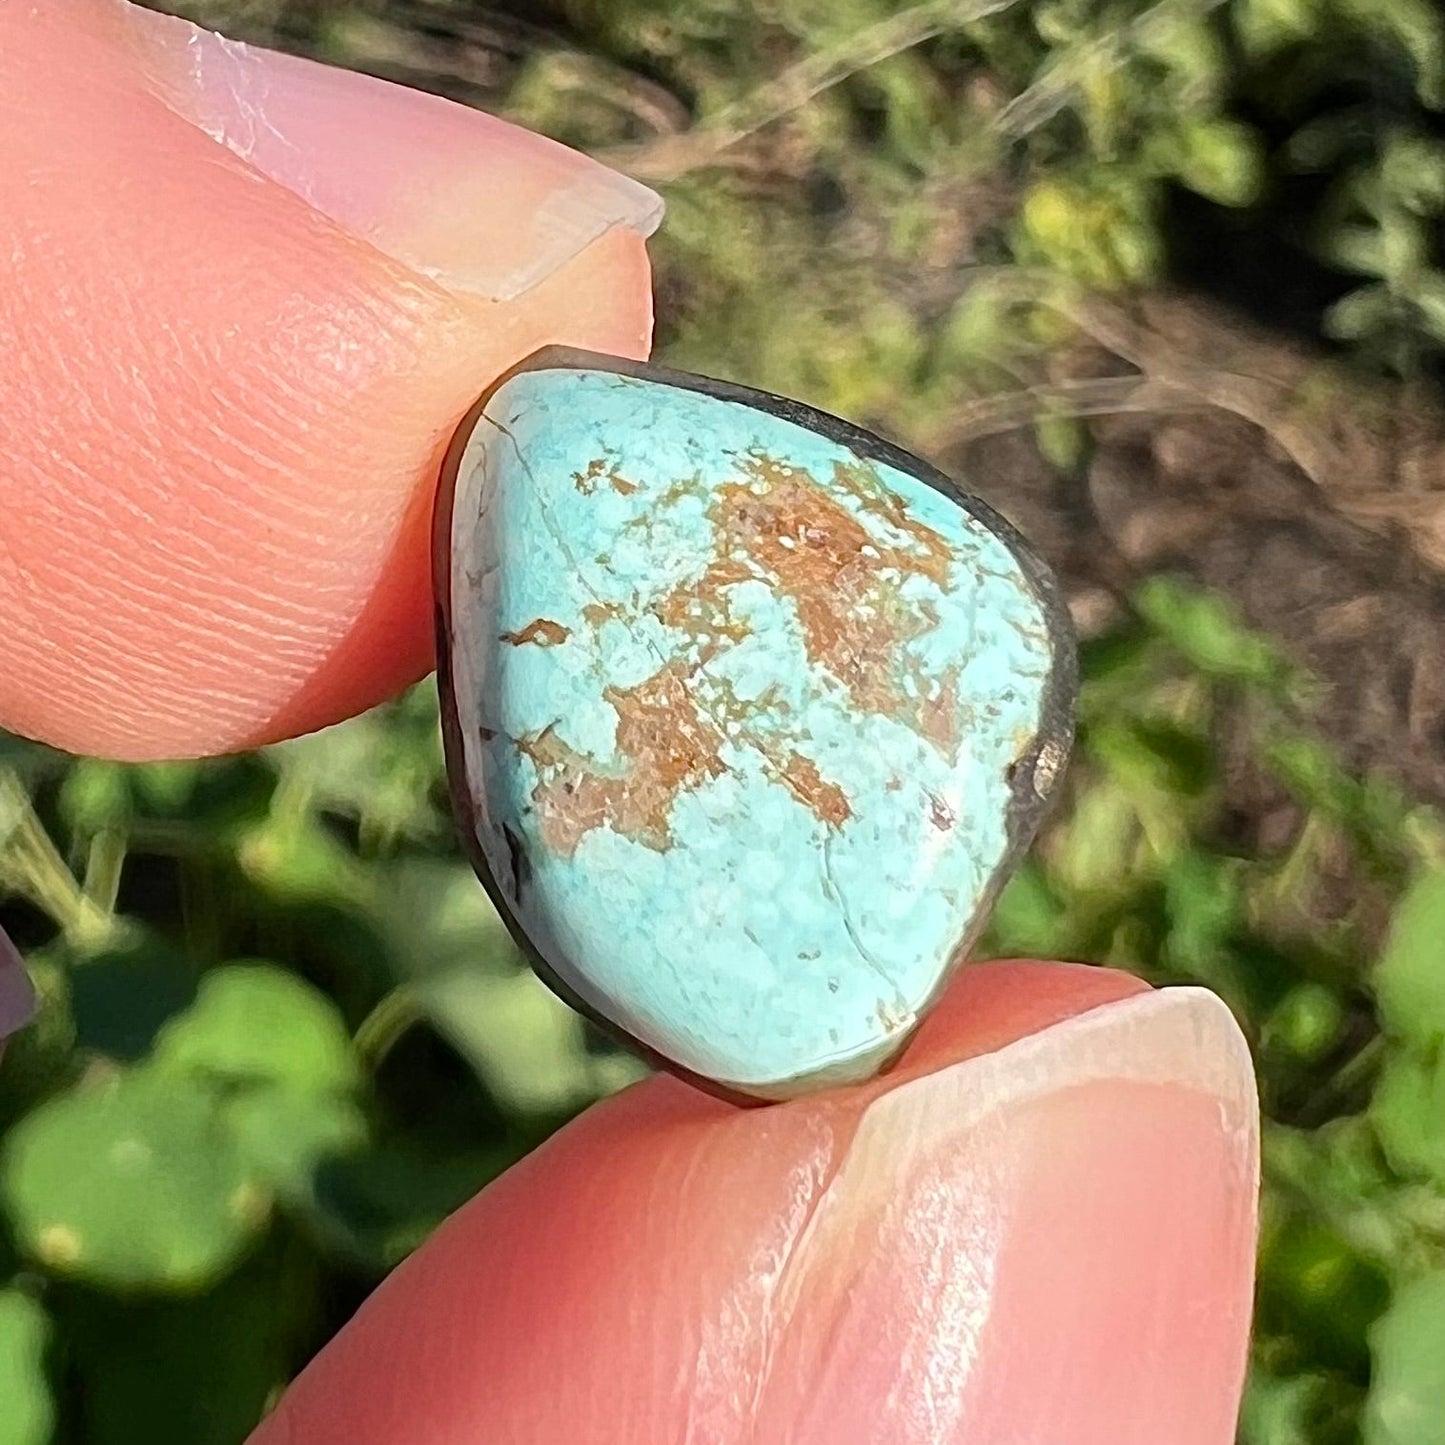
left=993, top=0, right=1229, bottom=140
left=601, top=0, right=1022, bottom=181
left=958, top=270, right=1340, bottom=488
left=924, top=372, right=1201, bottom=451
left=0, top=770, right=118, bottom=949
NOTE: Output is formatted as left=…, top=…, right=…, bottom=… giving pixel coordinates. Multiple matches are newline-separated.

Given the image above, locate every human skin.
left=0, top=4, right=1261, bottom=1441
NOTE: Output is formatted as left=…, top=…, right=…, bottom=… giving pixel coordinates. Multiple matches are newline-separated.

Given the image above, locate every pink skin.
left=0, top=6, right=1261, bottom=1441
left=0, top=0, right=655, bottom=759
left=256, top=964, right=1257, bottom=1445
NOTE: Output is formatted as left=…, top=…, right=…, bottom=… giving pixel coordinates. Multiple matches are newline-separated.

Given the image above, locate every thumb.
left=0, top=0, right=658, bottom=760
left=250, top=963, right=1259, bottom=1445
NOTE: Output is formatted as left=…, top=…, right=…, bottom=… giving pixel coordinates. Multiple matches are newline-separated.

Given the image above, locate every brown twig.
left=924, top=372, right=1201, bottom=451
left=992, top=0, right=1230, bottom=140
left=957, top=269, right=1344, bottom=488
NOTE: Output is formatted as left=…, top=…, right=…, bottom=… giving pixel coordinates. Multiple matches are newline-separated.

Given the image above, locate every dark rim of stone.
left=433, top=346, right=1079, bottom=1107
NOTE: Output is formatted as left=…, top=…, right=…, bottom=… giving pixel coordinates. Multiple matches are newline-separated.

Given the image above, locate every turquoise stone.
left=435, top=349, right=1074, bottom=1100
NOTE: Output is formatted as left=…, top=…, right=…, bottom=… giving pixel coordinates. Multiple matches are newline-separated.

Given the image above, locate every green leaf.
left=266, top=686, right=446, bottom=849
left=370, top=858, right=643, bottom=1109
left=1173, top=118, right=1265, bottom=207
left=1162, top=851, right=1250, bottom=999
left=1371, top=1048, right=1445, bottom=1182
left=1364, top=1273, right=1445, bottom=1445
left=1234, top=0, right=1319, bottom=58
left=302, top=1141, right=515, bottom=1271
left=0, top=1289, right=54, bottom=1445
left=57, top=761, right=131, bottom=837
left=1374, top=870, right=1445, bottom=1048
left=1139, top=16, right=1226, bottom=98
left=1035, top=412, right=1086, bottom=471
left=986, top=859, right=1070, bottom=957
left=1342, top=0, right=1445, bottom=108
left=235, top=815, right=367, bottom=908
left=1258, top=1211, right=1390, bottom=1373
left=67, top=935, right=197, bottom=1064
left=1320, top=228, right=1388, bottom=280
left=418, top=966, right=636, bottom=1117
left=222, top=1085, right=368, bottom=1210
left=1380, top=134, right=1445, bottom=214
left=1264, top=734, right=1415, bottom=860
left=1052, top=778, right=1139, bottom=895
left=1134, top=577, right=1296, bottom=692
left=0, top=1069, right=264, bottom=1292
left=1091, top=718, right=1214, bottom=799
left=1410, top=273, right=1445, bottom=345
left=1262, top=983, right=1344, bottom=1064
left=151, top=963, right=359, bottom=1095
left=1239, top=1368, right=1347, bottom=1445
left=1324, top=285, right=1397, bottom=343
left=374, top=858, right=519, bottom=985
left=128, top=761, right=201, bottom=815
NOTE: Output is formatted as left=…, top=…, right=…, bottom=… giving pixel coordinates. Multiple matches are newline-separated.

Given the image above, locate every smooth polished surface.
left=438, top=355, right=1072, bottom=1095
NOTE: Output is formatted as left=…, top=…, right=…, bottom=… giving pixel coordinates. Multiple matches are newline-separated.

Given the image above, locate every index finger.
left=0, top=0, right=658, bottom=760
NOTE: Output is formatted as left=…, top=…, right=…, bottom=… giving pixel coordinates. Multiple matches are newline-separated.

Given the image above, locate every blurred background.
left=3, top=0, right=1445, bottom=1440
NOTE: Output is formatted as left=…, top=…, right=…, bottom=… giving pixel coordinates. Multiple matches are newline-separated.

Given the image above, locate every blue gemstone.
left=435, top=350, right=1074, bottom=1100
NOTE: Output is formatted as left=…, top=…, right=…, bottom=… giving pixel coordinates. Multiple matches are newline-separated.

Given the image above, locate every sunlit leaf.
left=1374, top=869, right=1445, bottom=1048
left=1372, top=1048, right=1445, bottom=1182
left=151, top=963, right=359, bottom=1095
left=1173, top=117, right=1265, bottom=207
left=1134, top=577, right=1297, bottom=692
left=222, top=1086, right=369, bottom=1210
left=0, top=1069, right=264, bottom=1293
left=1364, top=1273, right=1445, bottom=1444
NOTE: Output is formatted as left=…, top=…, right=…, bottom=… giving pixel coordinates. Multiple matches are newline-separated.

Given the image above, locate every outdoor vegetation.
left=4, top=0, right=1445, bottom=1440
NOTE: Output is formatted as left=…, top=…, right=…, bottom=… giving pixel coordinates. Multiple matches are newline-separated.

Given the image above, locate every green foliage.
left=1374, top=872, right=1445, bottom=1049
left=1, top=1068, right=263, bottom=1292
left=150, top=964, right=360, bottom=1094
left=0, top=686, right=648, bottom=1437
left=1365, top=1272, right=1445, bottom=1445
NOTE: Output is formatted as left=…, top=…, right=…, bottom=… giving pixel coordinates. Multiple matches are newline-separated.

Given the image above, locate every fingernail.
left=765, top=988, right=1260, bottom=1445
left=122, top=2, right=663, bottom=301
left=0, top=924, right=37, bottom=1043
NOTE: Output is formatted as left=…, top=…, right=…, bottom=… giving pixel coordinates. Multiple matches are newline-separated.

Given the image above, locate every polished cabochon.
left=435, top=350, right=1075, bottom=1100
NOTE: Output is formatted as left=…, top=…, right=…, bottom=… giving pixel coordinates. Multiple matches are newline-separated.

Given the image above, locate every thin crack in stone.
left=822, top=828, right=910, bottom=1018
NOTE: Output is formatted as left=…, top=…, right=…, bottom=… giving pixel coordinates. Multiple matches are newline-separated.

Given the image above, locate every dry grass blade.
left=600, top=0, right=1023, bottom=181
left=992, top=0, right=1230, bottom=140
left=925, top=373, right=1201, bottom=451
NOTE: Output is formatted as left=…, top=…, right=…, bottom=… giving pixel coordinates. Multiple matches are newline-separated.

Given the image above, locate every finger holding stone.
left=249, top=962, right=1260, bottom=1445
left=0, top=0, right=659, bottom=761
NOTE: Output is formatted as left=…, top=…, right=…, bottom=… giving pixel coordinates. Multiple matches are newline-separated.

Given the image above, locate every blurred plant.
left=496, top=0, right=1445, bottom=404
left=0, top=686, right=645, bottom=1442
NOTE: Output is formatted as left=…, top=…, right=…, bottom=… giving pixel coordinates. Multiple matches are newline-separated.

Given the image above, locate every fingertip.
left=248, top=223, right=655, bottom=752
left=248, top=964, right=1258, bottom=1445
left=0, top=3, right=655, bottom=759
